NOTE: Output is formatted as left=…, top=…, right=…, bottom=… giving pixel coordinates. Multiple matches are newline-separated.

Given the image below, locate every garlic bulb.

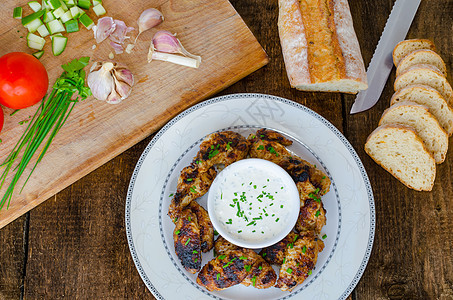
left=87, top=62, right=135, bottom=104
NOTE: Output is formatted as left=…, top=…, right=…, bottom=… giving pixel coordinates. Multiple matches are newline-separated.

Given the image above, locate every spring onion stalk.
left=0, top=57, right=91, bottom=210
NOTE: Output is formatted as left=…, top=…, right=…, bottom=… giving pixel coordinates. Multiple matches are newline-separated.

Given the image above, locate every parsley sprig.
left=0, top=57, right=91, bottom=210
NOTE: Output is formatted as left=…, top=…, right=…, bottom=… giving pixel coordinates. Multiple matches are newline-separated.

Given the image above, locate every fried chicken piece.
left=188, top=201, right=214, bottom=252
left=276, top=234, right=324, bottom=291
left=173, top=209, right=201, bottom=274
left=168, top=164, right=217, bottom=219
left=196, top=249, right=256, bottom=291
left=213, top=236, right=277, bottom=289
left=295, top=197, right=326, bottom=235
left=194, top=131, right=250, bottom=173
left=248, top=129, right=331, bottom=200
left=260, top=231, right=299, bottom=265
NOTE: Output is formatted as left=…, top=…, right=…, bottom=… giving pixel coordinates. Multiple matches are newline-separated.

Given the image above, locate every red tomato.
left=0, top=105, right=3, bottom=133
left=0, top=52, right=49, bottom=109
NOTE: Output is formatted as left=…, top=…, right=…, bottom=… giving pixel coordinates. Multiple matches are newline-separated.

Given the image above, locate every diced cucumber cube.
left=26, top=18, right=43, bottom=33
left=37, top=24, right=50, bottom=37
left=27, top=32, right=46, bottom=50
left=92, top=4, right=106, bottom=16
left=21, top=10, right=45, bottom=26
left=69, top=6, right=80, bottom=18
left=78, top=13, right=94, bottom=30
left=60, top=11, right=72, bottom=23
left=51, top=35, right=67, bottom=56
left=13, top=7, right=23, bottom=19
left=28, top=1, right=42, bottom=12
left=46, top=19, right=65, bottom=34
left=43, top=11, right=55, bottom=23
left=77, top=0, right=91, bottom=9
left=65, top=19, right=79, bottom=32
left=48, top=0, right=61, bottom=9
left=32, top=50, right=44, bottom=59
left=53, top=7, right=66, bottom=19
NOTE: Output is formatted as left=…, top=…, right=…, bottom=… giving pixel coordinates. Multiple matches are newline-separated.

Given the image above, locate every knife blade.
left=350, top=0, right=421, bottom=114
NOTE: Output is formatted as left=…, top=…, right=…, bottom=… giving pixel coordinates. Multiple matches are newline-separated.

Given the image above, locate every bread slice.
left=394, top=64, right=453, bottom=105
left=379, top=101, right=448, bottom=163
left=365, top=124, right=436, bottom=191
left=391, top=85, right=453, bottom=135
left=396, top=49, right=447, bottom=77
left=393, top=39, right=436, bottom=66
left=278, top=0, right=367, bottom=93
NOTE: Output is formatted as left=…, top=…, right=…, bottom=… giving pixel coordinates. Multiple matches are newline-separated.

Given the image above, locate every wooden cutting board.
left=0, top=0, right=268, bottom=228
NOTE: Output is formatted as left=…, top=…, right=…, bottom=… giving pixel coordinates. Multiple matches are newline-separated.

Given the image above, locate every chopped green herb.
left=186, top=178, right=193, bottom=182
left=244, top=265, right=251, bottom=272
left=322, top=234, right=327, bottom=239
left=286, top=268, right=293, bottom=274
left=185, top=238, right=191, bottom=245
left=216, top=273, right=220, bottom=280
left=239, top=256, right=247, bottom=260
left=308, top=270, right=312, bottom=275
left=251, top=276, right=257, bottom=287
left=315, top=210, right=320, bottom=217
left=175, top=230, right=180, bottom=235
left=257, top=145, right=264, bottom=150
left=218, top=255, right=226, bottom=260
left=192, top=250, right=198, bottom=254
left=302, top=246, right=307, bottom=253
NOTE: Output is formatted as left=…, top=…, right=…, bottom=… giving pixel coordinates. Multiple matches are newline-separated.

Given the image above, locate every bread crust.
left=392, top=39, right=436, bottom=66
left=278, top=0, right=367, bottom=93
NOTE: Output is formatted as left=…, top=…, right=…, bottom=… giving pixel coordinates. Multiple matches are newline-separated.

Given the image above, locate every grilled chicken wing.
left=168, top=164, right=217, bottom=219
left=260, top=231, right=299, bottom=265
left=189, top=201, right=214, bottom=252
left=214, top=236, right=277, bottom=289
left=194, top=131, right=250, bottom=172
left=276, top=234, right=324, bottom=291
left=173, top=209, right=202, bottom=274
left=196, top=249, right=257, bottom=291
left=295, top=197, right=326, bottom=235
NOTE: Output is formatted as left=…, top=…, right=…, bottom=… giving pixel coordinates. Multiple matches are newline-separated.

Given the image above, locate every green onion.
left=244, top=265, right=251, bottom=272
left=184, top=238, right=191, bottom=245
left=0, top=57, right=91, bottom=210
left=218, top=255, right=226, bottom=260
left=192, top=250, right=198, bottom=254
left=216, top=273, right=220, bottom=280
left=315, top=210, right=320, bottom=217
left=257, top=145, right=264, bottom=150
left=322, top=234, right=327, bottom=239
left=251, top=276, right=256, bottom=286
left=286, top=268, right=293, bottom=274
left=175, top=230, right=180, bottom=235
left=302, top=246, right=307, bottom=253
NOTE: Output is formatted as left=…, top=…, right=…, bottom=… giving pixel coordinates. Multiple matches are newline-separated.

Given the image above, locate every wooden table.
left=1, top=0, right=452, bottom=299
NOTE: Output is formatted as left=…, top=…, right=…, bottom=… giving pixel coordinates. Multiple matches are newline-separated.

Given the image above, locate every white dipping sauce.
left=208, top=158, right=299, bottom=248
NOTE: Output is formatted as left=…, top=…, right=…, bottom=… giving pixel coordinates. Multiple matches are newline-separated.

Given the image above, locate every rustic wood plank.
left=345, top=0, right=453, bottom=299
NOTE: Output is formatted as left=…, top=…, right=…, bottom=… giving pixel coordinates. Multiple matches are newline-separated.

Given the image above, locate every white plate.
left=125, top=94, right=375, bottom=300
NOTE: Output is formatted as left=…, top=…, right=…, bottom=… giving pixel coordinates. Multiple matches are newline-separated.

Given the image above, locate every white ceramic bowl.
left=208, top=158, right=300, bottom=249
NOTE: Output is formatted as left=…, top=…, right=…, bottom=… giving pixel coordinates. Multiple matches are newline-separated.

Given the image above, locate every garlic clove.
left=93, top=17, right=116, bottom=43
left=87, top=62, right=115, bottom=101
left=106, top=87, right=123, bottom=104
left=113, top=68, right=134, bottom=87
left=138, top=8, right=164, bottom=34
left=152, top=30, right=181, bottom=54
left=113, top=74, right=132, bottom=100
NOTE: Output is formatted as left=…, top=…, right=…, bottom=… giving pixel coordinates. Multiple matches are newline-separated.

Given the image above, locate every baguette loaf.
left=278, top=0, right=367, bottom=93
left=378, top=101, right=448, bottom=164
left=365, top=124, right=436, bottom=191
left=391, top=85, right=453, bottom=135
left=394, top=64, right=453, bottom=105
left=393, top=39, right=436, bottom=66
left=396, top=49, right=447, bottom=77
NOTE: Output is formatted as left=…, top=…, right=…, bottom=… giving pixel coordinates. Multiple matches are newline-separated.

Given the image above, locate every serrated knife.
left=350, top=0, right=421, bottom=114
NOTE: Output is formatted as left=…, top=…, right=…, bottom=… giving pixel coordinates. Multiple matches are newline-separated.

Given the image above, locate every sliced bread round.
left=393, top=39, right=436, bottom=66
left=390, top=85, right=453, bottom=135
left=396, top=49, right=447, bottom=77
left=378, top=101, right=448, bottom=163
left=365, top=124, right=436, bottom=191
left=394, top=64, right=453, bottom=105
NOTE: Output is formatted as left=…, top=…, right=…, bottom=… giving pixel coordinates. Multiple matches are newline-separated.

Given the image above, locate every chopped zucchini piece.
left=21, top=10, right=45, bottom=26
left=43, top=11, right=55, bottom=23
left=37, top=24, right=50, bottom=37
left=92, top=4, right=106, bottom=16
left=13, top=7, right=23, bottom=19
left=53, top=7, right=66, bottom=19
left=27, top=32, right=45, bottom=50
left=46, top=19, right=65, bottom=34
left=78, top=13, right=94, bottom=29
left=32, top=50, right=44, bottom=59
left=77, top=0, right=91, bottom=9
left=69, top=6, right=80, bottom=18
left=65, top=19, right=79, bottom=32
left=51, top=35, right=67, bottom=56
left=28, top=1, right=42, bottom=12
left=26, top=18, right=43, bottom=33
left=60, top=11, right=72, bottom=23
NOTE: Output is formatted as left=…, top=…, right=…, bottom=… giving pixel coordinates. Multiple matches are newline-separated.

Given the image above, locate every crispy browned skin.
left=168, top=164, right=216, bottom=219
left=260, top=231, right=299, bottom=265
left=276, top=234, right=324, bottom=291
left=188, top=201, right=214, bottom=252
left=295, top=197, right=326, bottom=235
left=248, top=129, right=331, bottom=200
left=173, top=209, right=201, bottom=274
left=196, top=249, right=256, bottom=291
left=194, top=131, right=250, bottom=173
left=214, top=236, right=277, bottom=289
